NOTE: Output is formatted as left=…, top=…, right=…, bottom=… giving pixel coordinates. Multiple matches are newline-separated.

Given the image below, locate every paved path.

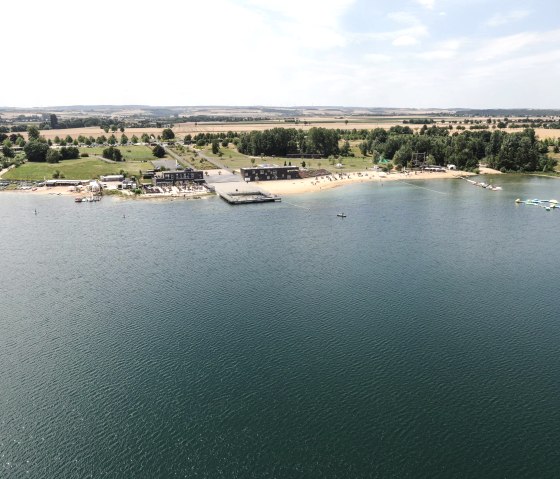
left=191, top=148, right=232, bottom=172
left=164, top=147, right=195, bottom=169
left=0, top=165, right=15, bottom=178
left=94, top=155, right=117, bottom=164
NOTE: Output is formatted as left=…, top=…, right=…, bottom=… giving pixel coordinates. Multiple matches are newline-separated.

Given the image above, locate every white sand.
left=254, top=170, right=474, bottom=195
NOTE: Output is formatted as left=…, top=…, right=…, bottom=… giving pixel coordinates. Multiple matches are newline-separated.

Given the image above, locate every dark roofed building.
left=154, top=168, right=204, bottom=186
left=240, top=164, right=300, bottom=182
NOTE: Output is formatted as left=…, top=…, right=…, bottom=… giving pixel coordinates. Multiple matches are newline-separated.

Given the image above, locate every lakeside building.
left=43, top=179, right=85, bottom=187
left=154, top=168, right=204, bottom=186
left=100, top=174, right=124, bottom=182
left=240, top=164, right=300, bottom=182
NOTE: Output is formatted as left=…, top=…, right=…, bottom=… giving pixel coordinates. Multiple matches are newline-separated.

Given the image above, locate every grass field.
left=79, top=145, right=154, bottom=161
left=4, top=157, right=152, bottom=181
left=201, top=144, right=376, bottom=172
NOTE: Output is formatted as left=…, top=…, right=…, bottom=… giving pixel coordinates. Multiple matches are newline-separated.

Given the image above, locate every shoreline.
left=0, top=168, right=499, bottom=200
left=253, top=169, right=477, bottom=195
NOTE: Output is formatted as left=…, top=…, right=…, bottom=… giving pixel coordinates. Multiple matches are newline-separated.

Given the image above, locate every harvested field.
left=20, top=117, right=560, bottom=141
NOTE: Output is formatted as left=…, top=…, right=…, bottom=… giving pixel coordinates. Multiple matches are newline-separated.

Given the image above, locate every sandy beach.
left=253, top=169, right=476, bottom=195
left=2, top=168, right=497, bottom=199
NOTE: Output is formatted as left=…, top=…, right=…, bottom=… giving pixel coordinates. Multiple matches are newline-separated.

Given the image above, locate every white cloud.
left=475, top=31, right=545, bottom=61
left=415, top=0, right=435, bottom=10
left=247, top=0, right=355, bottom=50
left=387, top=11, right=420, bottom=25
left=417, top=39, right=463, bottom=59
left=393, top=35, right=419, bottom=46
left=486, top=9, right=530, bottom=27
left=357, top=12, right=428, bottom=47
left=364, top=53, right=392, bottom=62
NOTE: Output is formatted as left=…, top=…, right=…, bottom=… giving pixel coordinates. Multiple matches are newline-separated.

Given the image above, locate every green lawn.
left=79, top=145, right=155, bottom=161
left=200, top=145, right=375, bottom=172
left=4, top=157, right=153, bottom=181
left=201, top=146, right=254, bottom=170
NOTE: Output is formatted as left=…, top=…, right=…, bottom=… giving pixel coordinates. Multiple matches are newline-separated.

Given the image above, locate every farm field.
left=28, top=119, right=560, bottom=143
left=3, top=157, right=152, bottom=181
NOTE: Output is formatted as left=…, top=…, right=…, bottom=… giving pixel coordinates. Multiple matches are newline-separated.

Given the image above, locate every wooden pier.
left=217, top=189, right=281, bottom=205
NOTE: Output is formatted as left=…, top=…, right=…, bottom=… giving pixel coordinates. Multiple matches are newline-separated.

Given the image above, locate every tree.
left=60, top=146, right=80, bottom=160
left=340, top=140, right=351, bottom=156
left=141, top=133, right=150, bottom=143
left=2, top=143, right=14, bottom=158
left=120, top=134, right=129, bottom=145
left=46, top=149, right=62, bottom=163
left=24, top=140, right=49, bottom=162
left=50, top=114, right=58, bottom=129
left=102, top=146, right=122, bottom=161
left=211, top=140, right=220, bottom=155
left=161, top=128, right=175, bottom=141
left=27, top=125, right=41, bottom=141
left=152, top=144, right=165, bottom=158
left=131, top=135, right=139, bottom=144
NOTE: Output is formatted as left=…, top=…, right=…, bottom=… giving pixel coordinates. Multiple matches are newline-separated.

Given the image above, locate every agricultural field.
left=3, top=157, right=152, bottom=181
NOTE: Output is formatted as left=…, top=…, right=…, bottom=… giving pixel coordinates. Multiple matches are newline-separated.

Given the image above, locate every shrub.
left=46, top=149, right=61, bottom=164
left=152, top=144, right=165, bottom=158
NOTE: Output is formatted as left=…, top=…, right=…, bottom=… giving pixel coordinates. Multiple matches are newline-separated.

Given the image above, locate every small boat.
left=337, top=213, right=347, bottom=218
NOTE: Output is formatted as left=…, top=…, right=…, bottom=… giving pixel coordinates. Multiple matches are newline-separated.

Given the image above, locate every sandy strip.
left=253, top=170, right=475, bottom=195
left=3, top=169, right=481, bottom=198
left=4, top=186, right=79, bottom=196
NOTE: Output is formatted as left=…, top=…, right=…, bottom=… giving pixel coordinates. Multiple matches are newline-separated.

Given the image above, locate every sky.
left=1, top=0, right=559, bottom=108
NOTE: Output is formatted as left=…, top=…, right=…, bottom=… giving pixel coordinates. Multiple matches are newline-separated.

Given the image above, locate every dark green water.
left=2, top=175, right=560, bottom=478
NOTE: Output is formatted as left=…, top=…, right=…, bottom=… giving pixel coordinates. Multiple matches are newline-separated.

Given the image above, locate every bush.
left=46, top=149, right=62, bottom=163
left=152, top=144, right=165, bottom=158
left=103, top=146, right=123, bottom=161
left=80, top=153, right=89, bottom=158
left=60, top=146, right=80, bottom=160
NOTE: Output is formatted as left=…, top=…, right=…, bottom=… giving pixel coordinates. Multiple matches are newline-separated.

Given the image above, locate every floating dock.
left=218, top=189, right=281, bottom=205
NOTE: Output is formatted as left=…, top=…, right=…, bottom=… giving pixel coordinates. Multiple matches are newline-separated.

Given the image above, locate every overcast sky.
left=2, top=0, right=558, bottom=108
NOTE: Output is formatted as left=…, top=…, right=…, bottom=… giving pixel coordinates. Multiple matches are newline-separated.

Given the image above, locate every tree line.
left=357, top=126, right=555, bottom=172
left=237, top=127, right=340, bottom=157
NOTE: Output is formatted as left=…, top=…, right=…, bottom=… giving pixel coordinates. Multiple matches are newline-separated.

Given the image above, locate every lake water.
left=2, top=175, right=560, bottom=477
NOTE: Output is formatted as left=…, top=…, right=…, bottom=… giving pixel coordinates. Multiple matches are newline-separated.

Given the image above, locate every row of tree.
left=237, top=127, right=340, bottom=157
left=358, top=127, right=554, bottom=172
